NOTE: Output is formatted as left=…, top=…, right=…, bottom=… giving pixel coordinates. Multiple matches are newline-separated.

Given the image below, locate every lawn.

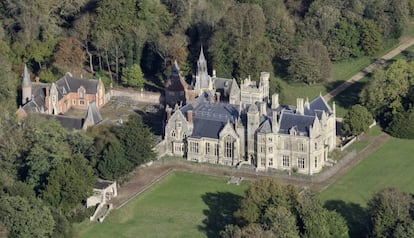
left=321, top=137, right=414, bottom=206
left=74, top=172, right=248, bottom=238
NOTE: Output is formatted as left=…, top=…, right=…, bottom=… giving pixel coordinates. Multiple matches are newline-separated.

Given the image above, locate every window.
left=261, top=158, right=266, bottom=167
left=79, top=100, right=85, bottom=105
left=268, top=137, right=272, bottom=142
left=214, top=144, right=219, bottom=156
left=190, top=142, right=199, bottom=153
left=282, top=155, right=290, bottom=167
left=268, top=147, right=273, bottom=153
left=176, top=121, right=182, bottom=129
left=315, top=156, right=318, bottom=168
left=260, top=146, right=265, bottom=153
left=171, top=130, right=176, bottom=137
left=206, top=142, right=210, bottom=155
left=224, top=136, right=234, bottom=158
left=298, top=143, right=304, bottom=152
left=298, top=157, right=305, bottom=169
left=269, top=158, right=273, bottom=166
left=284, top=141, right=290, bottom=150
left=315, top=142, right=318, bottom=150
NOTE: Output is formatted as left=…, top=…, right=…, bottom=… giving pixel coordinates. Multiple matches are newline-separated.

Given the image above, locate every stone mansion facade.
left=164, top=48, right=337, bottom=175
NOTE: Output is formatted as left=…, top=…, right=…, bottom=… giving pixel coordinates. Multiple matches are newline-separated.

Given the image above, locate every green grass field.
left=321, top=137, right=414, bottom=206
left=75, top=172, right=248, bottom=238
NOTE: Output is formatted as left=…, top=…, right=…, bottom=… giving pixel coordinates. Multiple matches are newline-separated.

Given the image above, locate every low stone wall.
left=111, top=89, right=163, bottom=104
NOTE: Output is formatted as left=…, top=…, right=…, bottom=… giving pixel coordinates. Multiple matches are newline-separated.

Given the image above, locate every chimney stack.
left=166, top=106, right=172, bottom=121
left=297, top=98, right=304, bottom=114
left=45, top=85, right=50, bottom=97
left=212, top=69, right=216, bottom=78
left=187, top=110, right=193, bottom=123
left=215, top=92, right=221, bottom=102
left=260, top=101, right=267, bottom=116
left=272, top=94, right=279, bottom=109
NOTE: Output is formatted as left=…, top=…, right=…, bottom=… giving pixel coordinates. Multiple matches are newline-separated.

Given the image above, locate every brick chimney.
left=215, top=92, right=221, bottom=102
left=187, top=110, right=193, bottom=123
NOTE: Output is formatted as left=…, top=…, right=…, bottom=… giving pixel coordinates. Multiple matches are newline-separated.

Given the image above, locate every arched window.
left=224, top=135, right=234, bottom=158
left=171, top=130, right=176, bottom=137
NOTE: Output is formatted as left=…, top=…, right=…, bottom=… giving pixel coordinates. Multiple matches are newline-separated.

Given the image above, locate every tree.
left=116, top=114, right=156, bottom=166
left=360, top=59, right=411, bottom=122
left=288, top=40, right=331, bottom=84
left=0, top=195, right=55, bottom=238
left=367, top=188, right=413, bottom=238
left=42, top=155, right=95, bottom=213
left=97, top=140, right=132, bottom=180
left=53, top=37, right=86, bottom=77
left=122, top=63, right=145, bottom=88
left=327, top=20, right=361, bottom=61
left=386, top=110, right=414, bottom=139
left=359, top=19, right=382, bottom=56
left=342, top=104, right=373, bottom=136
left=210, top=3, right=272, bottom=79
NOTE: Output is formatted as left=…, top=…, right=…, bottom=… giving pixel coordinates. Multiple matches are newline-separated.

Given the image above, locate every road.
left=324, top=38, right=414, bottom=101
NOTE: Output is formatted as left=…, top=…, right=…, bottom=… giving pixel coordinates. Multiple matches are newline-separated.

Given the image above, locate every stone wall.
left=111, top=88, right=163, bottom=104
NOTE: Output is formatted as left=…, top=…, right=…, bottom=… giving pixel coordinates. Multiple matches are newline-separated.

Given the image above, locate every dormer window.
left=78, top=87, right=85, bottom=99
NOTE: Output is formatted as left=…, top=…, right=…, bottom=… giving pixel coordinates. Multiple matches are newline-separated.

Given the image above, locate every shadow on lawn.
left=199, top=192, right=243, bottom=238
left=328, top=81, right=367, bottom=111
left=324, top=200, right=371, bottom=238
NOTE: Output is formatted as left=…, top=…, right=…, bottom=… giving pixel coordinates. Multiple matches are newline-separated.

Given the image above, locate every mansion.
left=163, top=48, right=337, bottom=175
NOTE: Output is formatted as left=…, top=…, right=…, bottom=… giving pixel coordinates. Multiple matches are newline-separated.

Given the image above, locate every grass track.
left=75, top=172, right=248, bottom=238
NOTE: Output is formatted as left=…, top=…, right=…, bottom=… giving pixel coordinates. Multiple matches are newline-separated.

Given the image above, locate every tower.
left=22, top=64, right=32, bottom=104
left=260, top=72, right=270, bottom=102
left=247, top=104, right=259, bottom=163
left=195, top=46, right=212, bottom=94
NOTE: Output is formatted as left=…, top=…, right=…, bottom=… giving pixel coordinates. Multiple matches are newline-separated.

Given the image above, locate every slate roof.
left=278, top=111, right=315, bottom=136
left=94, top=180, right=114, bottom=190
left=84, top=101, right=103, bottom=124
left=55, top=74, right=99, bottom=100
left=22, top=86, right=47, bottom=112
left=258, top=119, right=272, bottom=133
left=183, top=95, right=239, bottom=139
left=304, top=95, right=332, bottom=116
left=41, top=114, right=84, bottom=130
left=165, top=62, right=190, bottom=92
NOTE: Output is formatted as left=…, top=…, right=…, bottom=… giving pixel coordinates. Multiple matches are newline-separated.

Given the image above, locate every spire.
left=172, top=60, right=180, bottom=75
left=23, top=64, right=31, bottom=86
left=198, top=45, right=206, bottom=63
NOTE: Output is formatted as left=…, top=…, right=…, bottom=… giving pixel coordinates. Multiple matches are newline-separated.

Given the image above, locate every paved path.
left=324, top=38, right=414, bottom=101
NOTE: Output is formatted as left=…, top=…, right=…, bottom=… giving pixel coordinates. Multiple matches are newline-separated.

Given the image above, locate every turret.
left=260, top=72, right=270, bottom=102
left=22, top=64, right=32, bottom=104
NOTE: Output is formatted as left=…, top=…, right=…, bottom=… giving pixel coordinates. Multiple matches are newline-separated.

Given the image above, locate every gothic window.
left=224, top=136, right=234, bottom=158
left=214, top=144, right=219, bottom=157
left=269, top=158, right=273, bottom=166
left=282, top=155, right=290, bottom=167
left=190, top=142, right=199, bottom=153
left=268, top=137, right=272, bottom=142
left=268, top=147, right=273, bottom=153
left=315, top=156, right=318, bottom=168
left=315, top=142, right=318, bottom=150
left=260, top=146, right=265, bottom=153
left=171, top=130, right=176, bottom=138
left=298, top=142, right=304, bottom=152
left=176, top=121, right=182, bottom=129
left=206, top=142, right=210, bottom=155
left=261, top=158, right=266, bottom=167
left=298, top=157, right=305, bottom=169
